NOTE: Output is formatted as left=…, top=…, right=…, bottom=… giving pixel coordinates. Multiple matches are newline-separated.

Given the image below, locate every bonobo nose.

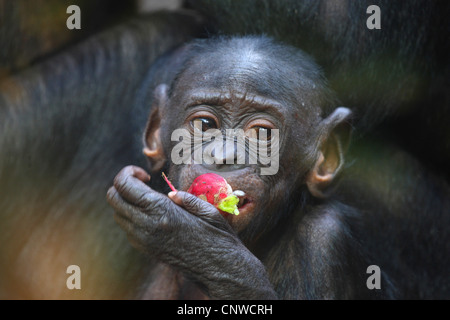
left=212, top=140, right=236, bottom=164
left=201, top=140, right=246, bottom=171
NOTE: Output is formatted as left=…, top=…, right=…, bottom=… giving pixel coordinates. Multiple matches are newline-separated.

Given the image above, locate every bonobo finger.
left=113, top=166, right=156, bottom=206
left=106, top=186, right=125, bottom=213
left=168, top=191, right=219, bottom=217
left=169, top=191, right=235, bottom=234
left=108, top=186, right=162, bottom=238
left=106, top=186, right=136, bottom=222
left=115, top=165, right=151, bottom=183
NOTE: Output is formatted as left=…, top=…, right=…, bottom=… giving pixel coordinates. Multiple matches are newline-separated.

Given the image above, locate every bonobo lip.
left=221, top=197, right=254, bottom=217
left=236, top=197, right=254, bottom=215
left=227, top=184, right=255, bottom=216
left=237, top=195, right=249, bottom=208
left=219, top=184, right=254, bottom=217
left=219, top=187, right=254, bottom=218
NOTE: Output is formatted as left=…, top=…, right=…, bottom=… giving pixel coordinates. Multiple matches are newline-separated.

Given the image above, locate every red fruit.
left=162, top=172, right=240, bottom=215
left=188, top=173, right=239, bottom=215
left=187, top=173, right=231, bottom=205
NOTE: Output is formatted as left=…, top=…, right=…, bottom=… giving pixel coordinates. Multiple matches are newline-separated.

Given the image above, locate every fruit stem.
left=162, top=172, right=177, bottom=192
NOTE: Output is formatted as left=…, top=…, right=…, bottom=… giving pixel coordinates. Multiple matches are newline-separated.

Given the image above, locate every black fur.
left=0, top=11, right=203, bottom=299
left=0, top=2, right=449, bottom=300
left=186, top=0, right=450, bottom=180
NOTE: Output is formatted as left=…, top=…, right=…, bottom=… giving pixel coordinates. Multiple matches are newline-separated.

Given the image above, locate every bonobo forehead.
left=170, top=36, right=335, bottom=117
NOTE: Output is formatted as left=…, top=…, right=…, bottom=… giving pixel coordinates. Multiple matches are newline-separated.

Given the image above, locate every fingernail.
left=168, top=191, right=177, bottom=198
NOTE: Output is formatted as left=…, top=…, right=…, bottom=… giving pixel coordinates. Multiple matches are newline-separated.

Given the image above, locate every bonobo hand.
left=107, top=166, right=277, bottom=299
left=107, top=165, right=237, bottom=256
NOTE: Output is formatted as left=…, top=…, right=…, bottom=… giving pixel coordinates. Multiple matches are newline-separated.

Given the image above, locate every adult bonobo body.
left=107, top=36, right=450, bottom=299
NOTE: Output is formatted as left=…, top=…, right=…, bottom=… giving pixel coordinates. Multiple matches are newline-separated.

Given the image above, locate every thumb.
left=169, top=191, right=236, bottom=234
left=168, top=191, right=218, bottom=217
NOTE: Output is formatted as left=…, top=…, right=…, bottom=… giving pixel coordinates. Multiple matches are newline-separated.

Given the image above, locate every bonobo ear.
left=307, top=107, right=352, bottom=198
left=143, top=84, right=168, bottom=172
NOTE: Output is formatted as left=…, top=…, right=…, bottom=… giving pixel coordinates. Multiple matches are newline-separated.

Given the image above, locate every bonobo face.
left=145, top=37, right=350, bottom=243
left=167, top=87, right=292, bottom=238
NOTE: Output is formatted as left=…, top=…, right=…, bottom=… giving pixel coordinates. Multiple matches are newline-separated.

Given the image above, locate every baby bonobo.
left=107, top=36, right=450, bottom=299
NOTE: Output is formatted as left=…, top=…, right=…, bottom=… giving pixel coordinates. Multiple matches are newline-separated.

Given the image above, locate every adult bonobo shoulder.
left=107, top=36, right=450, bottom=299
left=0, top=11, right=205, bottom=300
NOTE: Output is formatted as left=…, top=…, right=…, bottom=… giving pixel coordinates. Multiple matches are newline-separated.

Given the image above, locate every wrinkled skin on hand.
left=107, top=165, right=276, bottom=299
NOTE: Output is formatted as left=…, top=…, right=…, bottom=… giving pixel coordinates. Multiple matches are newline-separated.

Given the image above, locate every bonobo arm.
left=107, top=166, right=277, bottom=300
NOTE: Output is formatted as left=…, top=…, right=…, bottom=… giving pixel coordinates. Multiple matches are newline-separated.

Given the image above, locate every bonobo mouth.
left=220, top=173, right=259, bottom=217
left=221, top=195, right=254, bottom=217
left=236, top=196, right=254, bottom=215
left=237, top=196, right=250, bottom=208
left=226, top=187, right=255, bottom=217
left=180, top=165, right=260, bottom=217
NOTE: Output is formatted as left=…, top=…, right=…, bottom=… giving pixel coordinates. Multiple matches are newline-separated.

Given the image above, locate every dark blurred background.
left=0, top=0, right=448, bottom=300
left=0, top=0, right=183, bottom=80
left=2, top=0, right=448, bottom=180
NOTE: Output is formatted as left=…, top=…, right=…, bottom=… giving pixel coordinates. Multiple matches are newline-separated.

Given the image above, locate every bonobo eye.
left=191, top=117, right=218, bottom=131
left=252, top=127, right=272, bottom=141
left=245, top=119, right=276, bottom=141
